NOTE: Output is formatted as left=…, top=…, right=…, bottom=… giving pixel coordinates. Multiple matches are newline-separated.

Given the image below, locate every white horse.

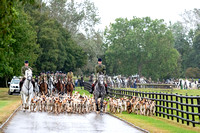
left=48, top=76, right=54, bottom=96
left=21, top=69, right=34, bottom=111
left=113, top=76, right=121, bottom=88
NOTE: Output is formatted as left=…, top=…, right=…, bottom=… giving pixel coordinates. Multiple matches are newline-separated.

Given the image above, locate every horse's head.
left=25, top=69, right=32, bottom=81
left=67, top=78, right=72, bottom=85
left=97, top=74, right=104, bottom=87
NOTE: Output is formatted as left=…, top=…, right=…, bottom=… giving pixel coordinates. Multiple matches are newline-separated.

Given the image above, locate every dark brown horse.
left=66, top=78, right=73, bottom=97
left=55, top=78, right=64, bottom=94
left=39, top=78, right=48, bottom=95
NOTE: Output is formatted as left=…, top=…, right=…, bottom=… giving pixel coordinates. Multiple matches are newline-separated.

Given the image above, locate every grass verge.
left=0, top=88, right=21, bottom=125
left=77, top=88, right=200, bottom=133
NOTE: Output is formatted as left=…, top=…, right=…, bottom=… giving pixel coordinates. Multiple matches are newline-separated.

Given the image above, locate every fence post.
left=171, top=93, right=174, bottom=120
left=175, top=93, right=179, bottom=123
left=166, top=93, right=169, bottom=119
left=145, top=91, right=147, bottom=97
left=197, top=95, right=200, bottom=121
left=191, top=95, right=195, bottom=127
left=163, top=93, right=165, bottom=118
left=156, top=92, right=158, bottom=116
left=140, top=91, right=144, bottom=97
left=136, top=91, right=138, bottom=97
left=152, top=92, right=154, bottom=99
left=186, top=93, right=189, bottom=126
left=180, top=94, right=184, bottom=124
left=149, top=91, right=151, bottom=99
left=159, top=92, right=161, bottom=117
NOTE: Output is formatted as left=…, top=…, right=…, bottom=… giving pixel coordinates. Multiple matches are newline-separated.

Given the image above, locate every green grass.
left=74, top=87, right=93, bottom=97
left=115, top=112, right=200, bottom=133
left=0, top=101, right=9, bottom=109
left=80, top=87, right=200, bottom=133
left=0, top=88, right=21, bottom=125
left=110, top=88, right=200, bottom=128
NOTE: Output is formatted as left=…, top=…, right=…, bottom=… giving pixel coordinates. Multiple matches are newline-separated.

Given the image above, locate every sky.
left=91, top=0, right=200, bottom=31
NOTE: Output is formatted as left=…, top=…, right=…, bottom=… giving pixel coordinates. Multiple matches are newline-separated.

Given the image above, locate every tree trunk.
left=5, top=77, right=8, bottom=88
left=138, top=65, right=142, bottom=77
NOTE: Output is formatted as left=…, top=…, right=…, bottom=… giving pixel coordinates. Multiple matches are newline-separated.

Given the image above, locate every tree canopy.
left=104, top=17, right=180, bottom=80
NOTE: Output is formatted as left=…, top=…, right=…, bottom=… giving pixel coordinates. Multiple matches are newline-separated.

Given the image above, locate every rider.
left=67, top=69, right=75, bottom=88
left=90, top=58, right=108, bottom=94
left=39, top=70, right=47, bottom=84
left=19, top=60, right=35, bottom=90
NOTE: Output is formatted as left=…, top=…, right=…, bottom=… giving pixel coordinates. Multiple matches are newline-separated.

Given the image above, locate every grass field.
left=0, top=88, right=21, bottom=125
left=76, top=88, right=200, bottom=133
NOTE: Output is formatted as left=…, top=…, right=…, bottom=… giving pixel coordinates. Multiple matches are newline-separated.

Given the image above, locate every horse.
left=113, top=76, right=121, bottom=88
left=34, top=81, right=40, bottom=96
left=55, top=78, right=64, bottom=94
left=48, top=76, right=54, bottom=96
left=66, top=77, right=73, bottom=97
left=21, top=69, right=34, bottom=111
left=39, top=77, right=48, bottom=95
left=93, top=73, right=106, bottom=113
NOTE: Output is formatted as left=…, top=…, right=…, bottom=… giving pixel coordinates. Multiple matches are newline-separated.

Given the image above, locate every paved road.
left=3, top=111, right=143, bottom=133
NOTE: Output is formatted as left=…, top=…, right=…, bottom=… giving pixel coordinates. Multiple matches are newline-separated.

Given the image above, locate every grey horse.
left=93, top=73, right=106, bottom=113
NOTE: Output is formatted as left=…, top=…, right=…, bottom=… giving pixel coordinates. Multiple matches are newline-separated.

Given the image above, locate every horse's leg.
left=45, top=84, right=48, bottom=95
left=95, top=96, right=99, bottom=111
left=100, top=97, right=104, bottom=113
left=70, top=84, right=73, bottom=97
left=28, top=93, right=33, bottom=111
left=22, top=93, right=26, bottom=111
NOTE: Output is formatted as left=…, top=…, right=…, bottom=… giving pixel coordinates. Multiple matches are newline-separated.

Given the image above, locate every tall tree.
left=170, top=22, right=191, bottom=74
left=25, top=1, right=87, bottom=73
left=0, top=0, right=38, bottom=87
left=104, top=17, right=180, bottom=79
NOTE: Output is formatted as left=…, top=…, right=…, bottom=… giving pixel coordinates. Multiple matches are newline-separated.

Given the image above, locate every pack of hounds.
left=28, top=92, right=155, bottom=116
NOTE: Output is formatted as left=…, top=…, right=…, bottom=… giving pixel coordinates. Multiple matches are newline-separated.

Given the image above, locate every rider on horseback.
left=19, top=61, right=35, bottom=90
left=39, top=71, right=47, bottom=84
left=67, top=69, right=75, bottom=88
left=90, top=58, right=108, bottom=94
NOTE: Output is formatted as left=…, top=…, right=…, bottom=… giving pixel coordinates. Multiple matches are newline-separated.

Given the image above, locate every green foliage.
left=11, top=4, right=39, bottom=76
left=185, top=67, right=200, bottom=78
left=0, top=0, right=37, bottom=87
left=48, top=0, right=102, bottom=75
left=104, top=17, right=180, bottom=79
left=24, top=1, right=87, bottom=74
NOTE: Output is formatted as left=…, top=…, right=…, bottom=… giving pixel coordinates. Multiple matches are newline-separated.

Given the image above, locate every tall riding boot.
left=20, top=81, right=23, bottom=91
left=90, top=84, right=95, bottom=94
left=20, top=78, right=25, bottom=91
left=105, top=84, right=108, bottom=94
left=32, top=81, right=35, bottom=88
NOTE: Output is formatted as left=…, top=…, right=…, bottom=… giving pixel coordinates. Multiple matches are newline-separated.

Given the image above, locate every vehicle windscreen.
left=11, top=79, right=20, bottom=84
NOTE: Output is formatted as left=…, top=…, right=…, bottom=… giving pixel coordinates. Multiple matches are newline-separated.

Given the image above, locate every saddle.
left=20, top=77, right=35, bottom=90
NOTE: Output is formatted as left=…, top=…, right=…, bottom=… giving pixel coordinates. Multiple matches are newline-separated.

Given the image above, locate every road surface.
left=3, top=111, right=143, bottom=133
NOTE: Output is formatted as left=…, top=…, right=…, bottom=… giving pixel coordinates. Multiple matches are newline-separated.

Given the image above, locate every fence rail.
left=84, top=82, right=200, bottom=127
left=136, top=83, right=176, bottom=89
